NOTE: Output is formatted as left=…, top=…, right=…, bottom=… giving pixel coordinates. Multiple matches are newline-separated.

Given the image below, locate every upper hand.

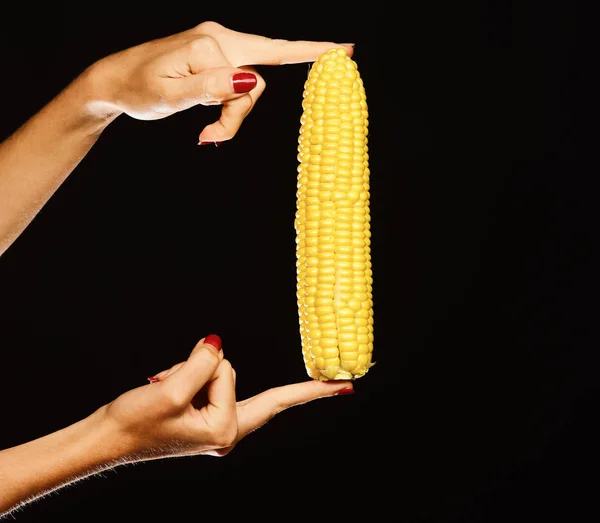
left=102, top=335, right=354, bottom=460
left=91, top=21, right=354, bottom=144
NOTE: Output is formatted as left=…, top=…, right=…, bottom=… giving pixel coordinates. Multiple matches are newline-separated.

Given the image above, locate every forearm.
left=0, top=406, right=129, bottom=518
left=0, top=64, right=121, bottom=256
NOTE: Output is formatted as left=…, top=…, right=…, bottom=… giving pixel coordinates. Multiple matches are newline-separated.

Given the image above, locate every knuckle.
left=274, top=402, right=287, bottom=416
left=195, top=21, right=224, bottom=35
left=165, top=389, right=188, bottom=409
left=219, top=358, right=233, bottom=373
left=189, top=35, right=221, bottom=57
left=267, top=39, right=287, bottom=64
left=268, top=391, right=288, bottom=416
left=192, top=341, right=221, bottom=360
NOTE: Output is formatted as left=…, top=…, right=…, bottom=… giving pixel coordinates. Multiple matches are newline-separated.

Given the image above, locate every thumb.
left=162, top=334, right=224, bottom=404
left=174, top=67, right=257, bottom=107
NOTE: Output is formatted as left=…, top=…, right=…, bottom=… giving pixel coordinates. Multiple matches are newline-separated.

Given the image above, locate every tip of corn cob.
left=295, top=48, right=374, bottom=381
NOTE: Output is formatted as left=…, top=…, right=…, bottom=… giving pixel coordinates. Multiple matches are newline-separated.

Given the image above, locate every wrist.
left=55, top=60, right=124, bottom=136
left=83, top=405, right=134, bottom=464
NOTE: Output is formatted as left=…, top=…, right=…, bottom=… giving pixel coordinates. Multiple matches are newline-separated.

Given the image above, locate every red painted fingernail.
left=147, top=376, right=159, bottom=383
left=232, top=72, right=257, bottom=93
left=204, top=334, right=222, bottom=351
left=336, top=387, right=355, bottom=395
left=198, top=141, right=223, bottom=147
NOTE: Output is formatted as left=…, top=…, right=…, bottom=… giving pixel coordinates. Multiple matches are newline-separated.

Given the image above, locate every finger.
left=149, top=334, right=223, bottom=383
left=198, top=94, right=252, bottom=143
left=203, top=24, right=354, bottom=66
left=162, top=335, right=224, bottom=404
left=201, top=359, right=237, bottom=423
left=238, top=65, right=265, bottom=108
left=198, top=67, right=265, bottom=143
left=171, top=66, right=258, bottom=110
left=239, top=39, right=354, bottom=66
left=236, top=380, right=354, bottom=438
left=149, top=362, right=184, bottom=383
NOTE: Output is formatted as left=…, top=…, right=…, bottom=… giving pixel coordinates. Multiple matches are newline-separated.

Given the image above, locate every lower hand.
left=102, top=335, right=354, bottom=459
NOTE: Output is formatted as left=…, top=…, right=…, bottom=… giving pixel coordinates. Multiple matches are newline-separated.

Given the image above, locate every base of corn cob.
left=295, top=48, right=374, bottom=381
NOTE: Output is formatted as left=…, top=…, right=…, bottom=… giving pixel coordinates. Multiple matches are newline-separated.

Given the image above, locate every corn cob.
left=295, top=47, right=374, bottom=381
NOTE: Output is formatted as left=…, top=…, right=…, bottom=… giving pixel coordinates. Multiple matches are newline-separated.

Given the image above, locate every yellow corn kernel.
left=295, top=48, right=374, bottom=381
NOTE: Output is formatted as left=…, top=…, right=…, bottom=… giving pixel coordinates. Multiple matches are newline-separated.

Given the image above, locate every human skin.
left=0, top=21, right=354, bottom=256
left=0, top=22, right=355, bottom=518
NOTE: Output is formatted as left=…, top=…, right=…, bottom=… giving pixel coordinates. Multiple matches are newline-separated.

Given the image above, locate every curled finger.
left=169, top=66, right=258, bottom=112
left=148, top=335, right=223, bottom=384
left=198, top=67, right=265, bottom=144
left=148, top=362, right=184, bottom=383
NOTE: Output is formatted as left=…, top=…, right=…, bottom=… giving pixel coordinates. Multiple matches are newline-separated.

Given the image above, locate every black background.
left=0, top=3, right=587, bottom=522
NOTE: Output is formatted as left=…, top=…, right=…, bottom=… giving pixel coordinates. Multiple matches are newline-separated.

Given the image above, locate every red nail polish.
left=232, top=72, right=257, bottom=93
left=204, top=334, right=222, bottom=351
left=147, top=376, right=159, bottom=383
left=336, top=387, right=355, bottom=395
left=198, top=141, right=223, bottom=147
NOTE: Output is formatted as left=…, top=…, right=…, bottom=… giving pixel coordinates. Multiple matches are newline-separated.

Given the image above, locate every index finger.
left=238, top=38, right=354, bottom=66
left=236, top=380, right=354, bottom=438
left=201, top=24, right=354, bottom=66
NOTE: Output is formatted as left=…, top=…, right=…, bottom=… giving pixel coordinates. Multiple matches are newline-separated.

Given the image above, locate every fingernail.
left=198, top=141, right=223, bottom=147
left=147, top=376, right=159, bottom=383
left=336, top=387, right=355, bottom=395
left=342, top=43, right=355, bottom=47
left=204, top=334, right=222, bottom=351
left=232, top=72, right=257, bottom=93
